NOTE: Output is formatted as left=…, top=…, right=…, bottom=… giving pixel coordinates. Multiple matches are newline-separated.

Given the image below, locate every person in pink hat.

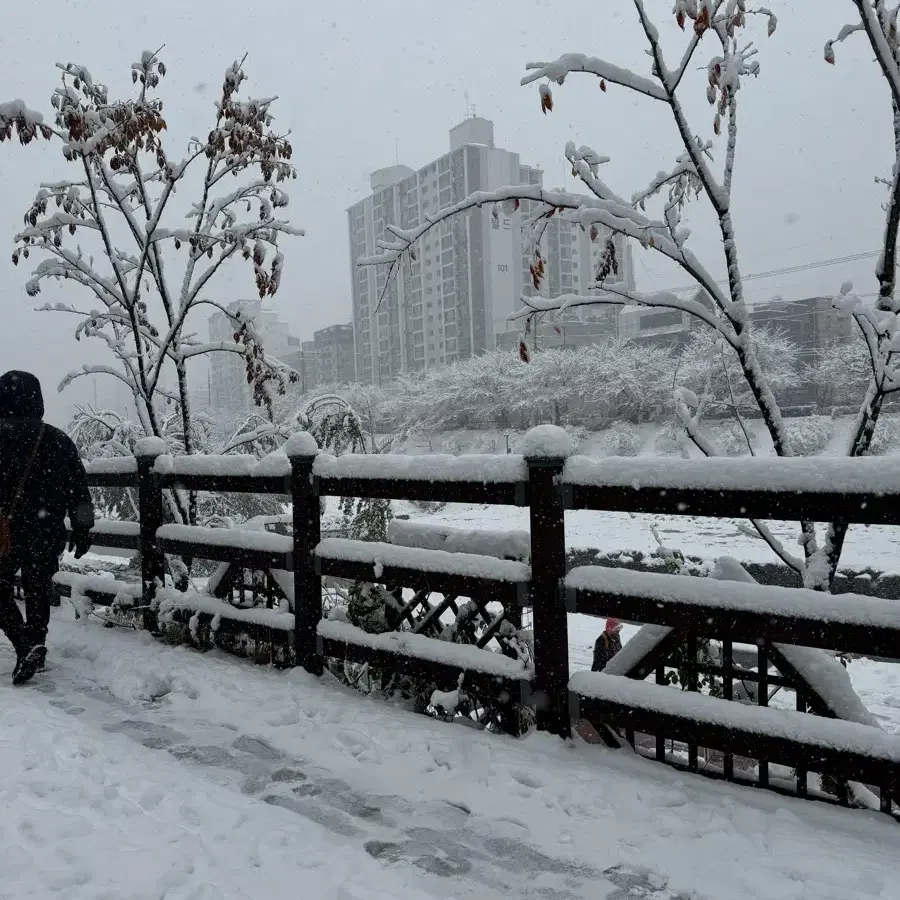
left=591, top=618, right=623, bottom=672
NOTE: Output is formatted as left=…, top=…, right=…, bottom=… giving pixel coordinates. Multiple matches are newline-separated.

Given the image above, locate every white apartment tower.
left=347, top=118, right=635, bottom=383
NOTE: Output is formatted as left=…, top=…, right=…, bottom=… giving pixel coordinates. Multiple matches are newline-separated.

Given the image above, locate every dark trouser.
left=0, top=549, right=58, bottom=654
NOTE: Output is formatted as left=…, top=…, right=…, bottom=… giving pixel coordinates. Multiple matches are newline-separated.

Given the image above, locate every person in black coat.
left=0, top=371, right=94, bottom=684
left=592, top=618, right=623, bottom=672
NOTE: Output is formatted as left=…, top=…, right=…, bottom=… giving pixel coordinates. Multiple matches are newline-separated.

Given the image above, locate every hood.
left=0, top=370, right=45, bottom=419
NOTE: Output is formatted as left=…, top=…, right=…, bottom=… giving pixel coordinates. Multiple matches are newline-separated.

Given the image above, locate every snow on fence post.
left=135, top=437, right=166, bottom=632
left=287, top=432, right=322, bottom=675
left=523, top=425, right=573, bottom=738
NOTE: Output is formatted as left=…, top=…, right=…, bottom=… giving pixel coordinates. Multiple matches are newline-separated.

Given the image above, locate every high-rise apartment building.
left=313, top=323, right=356, bottom=385
left=347, top=117, right=634, bottom=383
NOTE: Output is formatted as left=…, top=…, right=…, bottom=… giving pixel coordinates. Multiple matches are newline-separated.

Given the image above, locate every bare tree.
left=0, top=49, right=302, bottom=522
left=359, top=1, right=900, bottom=590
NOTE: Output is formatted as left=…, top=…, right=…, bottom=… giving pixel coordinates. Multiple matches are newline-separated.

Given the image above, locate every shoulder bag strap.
left=6, top=423, right=46, bottom=521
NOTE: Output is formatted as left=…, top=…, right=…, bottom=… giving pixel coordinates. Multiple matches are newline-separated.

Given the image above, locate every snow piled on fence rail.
left=154, top=453, right=291, bottom=478
left=603, top=624, right=673, bottom=677
left=387, top=519, right=531, bottom=562
left=313, top=452, right=527, bottom=483
left=157, top=587, right=293, bottom=631
left=53, top=570, right=138, bottom=598
left=564, top=454, right=900, bottom=494
left=319, top=618, right=533, bottom=680
left=317, top=537, right=532, bottom=582
left=83, top=456, right=138, bottom=475
left=570, top=672, right=900, bottom=761
left=156, top=523, right=292, bottom=554
left=566, top=565, right=900, bottom=629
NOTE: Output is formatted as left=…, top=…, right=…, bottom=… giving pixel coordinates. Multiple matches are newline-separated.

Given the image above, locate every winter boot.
left=13, top=645, right=45, bottom=685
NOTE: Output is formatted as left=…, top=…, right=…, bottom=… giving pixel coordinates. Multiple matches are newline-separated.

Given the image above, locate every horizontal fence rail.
left=72, top=437, right=900, bottom=818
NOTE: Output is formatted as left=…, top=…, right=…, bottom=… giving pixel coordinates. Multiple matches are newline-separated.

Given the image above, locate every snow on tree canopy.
left=0, top=99, right=44, bottom=125
left=313, top=452, right=527, bottom=484
left=563, top=455, right=900, bottom=495
left=284, top=431, right=320, bottom=457
left=519, top=424, right=573, bottom=460
left=316, top=538, right=532, bottom=583
left=387, top=520, right=531, bottom=562
left=134, top=436, right=167, bottom=458
left=318, top=619, right=534, bottom=681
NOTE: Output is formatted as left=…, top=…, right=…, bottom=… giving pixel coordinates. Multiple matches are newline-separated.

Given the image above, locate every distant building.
left=496, top=310, right=620, bottom=353
left=313, top=323, right=356, bottom=384
left=348, top=116, right=635, bottom=383
left=280, top=341, right=320, bottom=394
left=748, top=296, right=853, bottom=357
left=618, top=288, right=714, bottom=347
left=208, top=300, right=296, bottom=413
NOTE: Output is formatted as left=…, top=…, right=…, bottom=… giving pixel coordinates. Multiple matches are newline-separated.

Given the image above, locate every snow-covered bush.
left=603, top=422, right=644, bottom=457
left=785, top=416, right=834, bottom=457
left=715, top=422, right=751, bottom=458
left=565, top=425, right=589, bottom=454
left=866, top=414, right=900, bottom=456
left=651, top=426, right=682, bottom=457
left=475, top=434, right=498, bottom=453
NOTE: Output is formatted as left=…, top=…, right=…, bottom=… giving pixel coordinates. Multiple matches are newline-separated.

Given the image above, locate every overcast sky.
left=0, top=0, right=888, bottom=424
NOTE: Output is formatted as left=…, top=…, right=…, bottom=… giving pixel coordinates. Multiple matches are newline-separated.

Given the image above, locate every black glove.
left=68, top=529, right=92, bottom=559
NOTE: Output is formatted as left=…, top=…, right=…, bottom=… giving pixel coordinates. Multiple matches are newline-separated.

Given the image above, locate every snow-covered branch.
left=520, top=53, right=668, bottom=101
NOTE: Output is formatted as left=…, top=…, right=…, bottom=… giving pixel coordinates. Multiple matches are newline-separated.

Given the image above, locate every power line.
left=658, top=249, right=880, bottom=296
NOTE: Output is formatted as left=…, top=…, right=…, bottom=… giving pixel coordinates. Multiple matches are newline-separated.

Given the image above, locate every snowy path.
left=1, top=609, right=898, bottom=900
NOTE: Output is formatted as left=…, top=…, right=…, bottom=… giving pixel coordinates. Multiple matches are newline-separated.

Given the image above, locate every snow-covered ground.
left=2, top=606, right=898, bottom=900
left=400, top=500, right=900, bottom=573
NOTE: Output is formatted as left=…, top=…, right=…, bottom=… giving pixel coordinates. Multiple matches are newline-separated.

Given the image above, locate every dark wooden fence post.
left=525, top=429, right=571, bottom=738
left=287, top=433, right=322, bottom=675
left=135, top=438, right=166, bottom=632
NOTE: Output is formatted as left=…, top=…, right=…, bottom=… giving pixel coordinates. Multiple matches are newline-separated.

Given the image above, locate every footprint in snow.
left=510, top=769, right=543, bottom=790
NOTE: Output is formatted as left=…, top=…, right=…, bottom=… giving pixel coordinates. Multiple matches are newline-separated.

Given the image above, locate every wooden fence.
left=63, top=435, right=900, bottom=818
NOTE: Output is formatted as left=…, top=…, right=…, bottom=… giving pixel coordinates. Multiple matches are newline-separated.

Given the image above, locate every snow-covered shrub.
left=651, top=426, right=682, bottom=456
left=565, top=425, right=589, bottom=454
left=441, top=436, right=462, bottom=455
left=603, top=422, right=644, bottom=457
left=716, top=422, right=751, bottom=457
left=867, top=414, right=900, bottom=456
left=475, top=434, right=498, bottom=453
left=785, top=415, right=834, bottom=457
left=346, top=584, right=402, bottom=635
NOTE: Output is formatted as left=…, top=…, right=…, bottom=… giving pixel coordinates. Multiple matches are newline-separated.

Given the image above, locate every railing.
left=65, top=432, right=900, bottom=818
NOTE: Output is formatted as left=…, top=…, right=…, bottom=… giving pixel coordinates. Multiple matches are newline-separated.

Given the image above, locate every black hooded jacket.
left=0, top=371, right=94, bottom=554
